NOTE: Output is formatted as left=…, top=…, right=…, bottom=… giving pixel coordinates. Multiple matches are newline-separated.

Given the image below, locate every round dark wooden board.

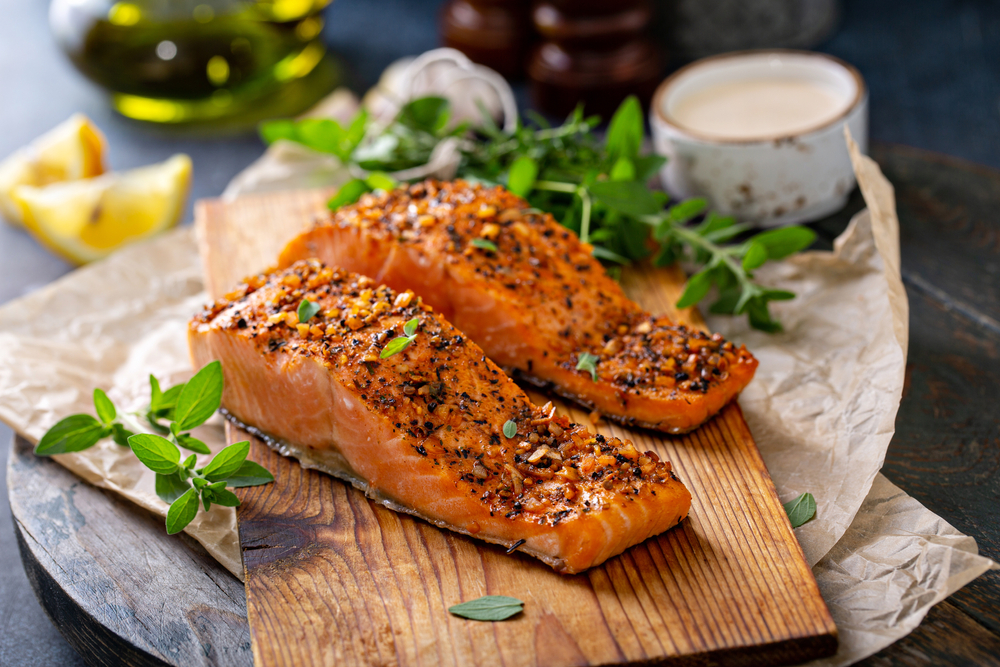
left=7, top=435, right=252, bottom=667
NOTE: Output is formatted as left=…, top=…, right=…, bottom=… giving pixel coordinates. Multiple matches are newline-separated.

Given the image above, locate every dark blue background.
left=1, top=1, right=998, bottom=664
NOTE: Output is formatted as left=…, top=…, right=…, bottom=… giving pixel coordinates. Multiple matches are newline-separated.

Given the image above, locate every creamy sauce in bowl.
left=668, top=78, right=849, bottom=141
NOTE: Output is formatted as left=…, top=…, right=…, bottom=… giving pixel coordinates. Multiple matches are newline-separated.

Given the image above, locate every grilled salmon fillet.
left=189, top=260, right=691, bottom=573
left=278, top=180, right=758, bottom=434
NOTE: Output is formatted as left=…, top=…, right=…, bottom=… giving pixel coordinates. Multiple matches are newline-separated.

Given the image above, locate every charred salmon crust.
left=278, top=179, right=758, bottom=434
left=189, top=260, right=692, bottom=573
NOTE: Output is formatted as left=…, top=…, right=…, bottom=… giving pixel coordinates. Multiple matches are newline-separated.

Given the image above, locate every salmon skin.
left=279, top=180, right=758, bottom=434
left=189, top=260, right=691, bottom=573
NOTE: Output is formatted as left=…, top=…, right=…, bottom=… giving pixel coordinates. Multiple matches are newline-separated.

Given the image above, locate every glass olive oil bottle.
left=50, top=0, right=339, bottom=125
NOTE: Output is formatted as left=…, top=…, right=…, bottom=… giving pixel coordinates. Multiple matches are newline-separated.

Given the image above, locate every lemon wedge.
left=0, top=114, right=108, bottom=226
left=12, top=154, right=192, bottom=265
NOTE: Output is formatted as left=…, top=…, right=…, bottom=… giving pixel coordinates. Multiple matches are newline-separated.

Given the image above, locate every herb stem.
left=534, top=180, right=578, bottom=194
left=578, top=187, right=592, bottom=243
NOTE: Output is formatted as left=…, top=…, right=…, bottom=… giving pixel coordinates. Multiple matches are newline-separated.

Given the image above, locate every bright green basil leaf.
left=448, top=595, right=523, bottom=622
left=751, top=226, right=817, bottom=259
left=111, top=423, right=134, bottom=447
left=176, top=433, right=211, bottom=455
left=298, top=299, right=321, bottom=323
left=502, top=420, right=517, bottom=439
left=201, top=440, right=251, bottom=481
left=295, top=118, right=345, bottom=155
left=506, top=155, right=538, bottom=197
left=208, top=488, right=241, bottom=507
left=173, top=361, right=223, bottom=432
left=166, top=488, right=200, bottom=535
left=93, top=388, right=116, bottom=425
left=784, top=492, right=817, bottom=528
left=364, top=171, right=397, bottom=192
left=380, top=335, right=412, bottom=358
left=605, top=95, right=643, bottom=163
left=327, top=178, right=370, bottom=211
left=128, top=433, right=181, bottom=474
left=259, top=119, right=297, bottom=145
left=742, top=241, right=769, bottom=271
left=589, top=181, right=661, bottom=217
left=576, top=352, right=600, bottom=381
left=225, top=460, right=275, bottom=488
left=155, top=473, right=191, bottom=504
left=470, top=238, right=498, bottom=252
left=403, top=317, right=420, bottom=337
left=676, top=269, right=714, bottom=309
left=35, top=414, right=107, bottom=456
left=609, top=156, right=635, bottom=182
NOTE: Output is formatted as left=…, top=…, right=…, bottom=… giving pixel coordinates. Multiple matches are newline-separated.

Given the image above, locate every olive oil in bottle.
left=50, top=0, right=340, bottom=125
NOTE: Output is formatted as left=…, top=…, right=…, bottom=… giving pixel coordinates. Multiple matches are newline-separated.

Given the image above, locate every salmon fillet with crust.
left=189, top=260, right=692, bottom=573
left=278, top=179, right=758, bottom=434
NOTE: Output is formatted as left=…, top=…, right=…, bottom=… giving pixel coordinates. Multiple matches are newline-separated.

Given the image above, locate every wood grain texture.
left=7, top=435, right=251, bottom=667
left=196, top=187, right=837, bottom=667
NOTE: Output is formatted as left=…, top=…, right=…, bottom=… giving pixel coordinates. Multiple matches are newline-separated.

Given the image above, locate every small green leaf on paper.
left=784, top=492, right=817, bottom=528
left=448, top=595, right=524, bottom=621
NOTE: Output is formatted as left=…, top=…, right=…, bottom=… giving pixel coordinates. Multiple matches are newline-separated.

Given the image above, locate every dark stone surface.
left=2, top=0, right=999, bottom=665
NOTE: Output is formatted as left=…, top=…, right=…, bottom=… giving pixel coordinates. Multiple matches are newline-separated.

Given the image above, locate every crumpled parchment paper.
left=0, top=111, right=994, bottom=665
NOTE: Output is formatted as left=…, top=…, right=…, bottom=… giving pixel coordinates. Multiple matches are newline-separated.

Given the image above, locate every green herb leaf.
left=224, top=460, right=275, bottom=488
left=298, top=299, right=321, bottom=323
left=35, top=414, right=107, bottom=455
left=502, top=420, right=517, bottom=439
left=93, top=388, right=116, bottom=424
left=201, top=441, right=251, bottom=481
left=128, top=433, right=181, bottom=475
left=111, top=423, right=134, bottom=447
left=166, top=488, right=200, bottom=535
left=403, top=317, right=420, bottom=337
left=176, top=433, right=211, bottom=455
left=676, top=269, right=714, bottom=309
left=591, top=246, right=629, bottom=264
left=259, top=119, right=297, bottom=145
left=155, top=472, right=191, bottom=504
left=470, top=238, right=498, bottom=252
left=742, top=241, right=769, bottom=271
left=589, top=181, right=661, bottom=217
left=576, top=352, right=600, bottom=381
left=173, top=361, right=223, bottom=432
left=364, top=171, right=397, bottom=192
left=328, top=179, right=371, bottom=211
left=784, top=492, right=817, bottom=528
left=448, top=595, right=524, bottom=622
left=192, top=477, right=208, bottom=489
left=380, top=336, right=413, bottom=358
left=399, top=96, right=450, bottom=133
left=182, top=454, right=197, bottom=469
left=605, top=95, right=643, bottom=162
left=208, top=488, right=241, bottom=507
left=609, top=156, right=636, bottom=182
left=507, top=155, right=538, bottom=197
left=202, top=494, right=212, bottom=512
left=751, top=226, right=817, bottom=259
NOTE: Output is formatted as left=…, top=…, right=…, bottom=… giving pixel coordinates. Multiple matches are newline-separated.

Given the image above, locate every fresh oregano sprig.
left=35, top=361, right=275, bottom=535
left=380, top=317, right=421, bottom=358
left=260, top=95, right=817, bottom=332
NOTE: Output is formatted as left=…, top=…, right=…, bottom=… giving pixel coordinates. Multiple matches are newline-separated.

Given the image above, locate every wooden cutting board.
left=195, top=189, right=837, bottom=667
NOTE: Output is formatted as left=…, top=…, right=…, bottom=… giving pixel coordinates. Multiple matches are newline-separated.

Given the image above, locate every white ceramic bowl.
left=650, top=50, right=868, bottom=227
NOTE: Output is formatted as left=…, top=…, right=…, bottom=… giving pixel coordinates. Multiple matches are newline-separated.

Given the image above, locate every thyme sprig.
left=260, top=96, right=816, bottom=331
left=35, top=361, right=274, bottom=535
